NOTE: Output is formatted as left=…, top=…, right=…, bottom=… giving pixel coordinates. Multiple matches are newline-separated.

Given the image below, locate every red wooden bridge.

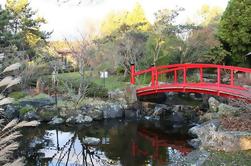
left=130, top=64, right=251, bottom=102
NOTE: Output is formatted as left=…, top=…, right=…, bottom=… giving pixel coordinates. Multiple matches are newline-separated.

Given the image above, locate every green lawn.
left=54, top=72, right=127, bottom=91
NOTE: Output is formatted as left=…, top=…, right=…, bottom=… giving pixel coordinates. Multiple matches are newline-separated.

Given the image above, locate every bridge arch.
left=130, top=64, right=251, bottom=102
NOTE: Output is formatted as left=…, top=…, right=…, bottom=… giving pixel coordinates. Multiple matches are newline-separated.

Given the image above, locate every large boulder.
left=208, top=97, right=220, bottom=112
left=88, top=108, right=103, bottom=120
left=102, top=103, right=123, bottom=119
left=189, top=120, right=251, bottom=151
left=218, top=103, right=240, bottom=117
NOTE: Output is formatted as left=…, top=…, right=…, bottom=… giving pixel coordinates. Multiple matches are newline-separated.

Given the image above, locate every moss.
left=203, top=150, right=251, bottom=166
left=19, top=105, right=36, bottom=115
left=19, top=93, right=51, bottom=101
left=9, top=91, right=27, bottom=100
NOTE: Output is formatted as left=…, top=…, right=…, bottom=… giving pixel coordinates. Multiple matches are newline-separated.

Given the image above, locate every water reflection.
left=19, top=120, right=192, bottom=166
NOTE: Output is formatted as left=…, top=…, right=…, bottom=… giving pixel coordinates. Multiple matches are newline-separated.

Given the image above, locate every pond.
left=18, top=120, right=192, bottom=166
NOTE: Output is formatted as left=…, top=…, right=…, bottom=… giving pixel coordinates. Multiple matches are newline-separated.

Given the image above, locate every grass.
left=46, top=72, right=127, bottom=91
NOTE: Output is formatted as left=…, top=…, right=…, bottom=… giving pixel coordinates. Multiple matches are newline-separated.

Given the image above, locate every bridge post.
left=200, top=67, right=203, bottom=82
left=151, top=65, right=155, bottom=87
left=230, top=69, right=234, bottom=86
left=217, top=66, right=221, bottom=87
left=130, top=64, right=135, bottom=84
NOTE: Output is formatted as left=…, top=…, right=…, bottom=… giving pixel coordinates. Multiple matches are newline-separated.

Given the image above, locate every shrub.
left=8, top=91, right=27, bottom=100
left=19, top=105, right=36, bottom=115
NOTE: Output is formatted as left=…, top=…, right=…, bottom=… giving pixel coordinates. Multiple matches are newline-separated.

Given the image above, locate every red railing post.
left=230, top=69, right=234, bottom=86
left=174, top=70, right=177, bottom=83
left=151, top=65, right=155, bottom=87
left=200, top=67, right=203, bottom=82
left=217, top=66, right=221, bottom=87
left=130, top=64, right=135, bottom=84
left=183, top=66, right=187, bottom=84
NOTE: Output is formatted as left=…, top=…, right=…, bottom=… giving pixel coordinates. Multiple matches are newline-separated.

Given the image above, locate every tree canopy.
left=218, top=0, right=251, bottom=65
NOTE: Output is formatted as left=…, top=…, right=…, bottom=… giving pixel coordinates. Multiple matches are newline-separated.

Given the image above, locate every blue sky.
left=0, top=0, right=229, bottom=40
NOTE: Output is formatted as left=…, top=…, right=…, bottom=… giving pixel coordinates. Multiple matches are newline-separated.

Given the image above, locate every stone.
left=4, top=105, right=19, bottom=119
left=208, top=97, right=220, bottom=112
left=171, top=111, right=185, bottom=125
left=37, top=106, right=57, bottom=122
left=124, top=109, right=138, bottom=119
left=102, top=103, right=123, bottom=119
left=124, top=84, right=137, bottom=104
left=19, top=98, right=55, bottom=108
left=152, top=104, right=171, bottom=116
left=66, top=114, right=93, bottom=124
left=199, top=112, right=220, bottom=122
left=82, top=137, right=100, bottom=145
left=218, top=103, right=240, bottom=117
left=88, top=108, right=103, bottom=120
left=141, top=102, right=156, bottom=116
left=23, top=111, right=39, bottom=121
left=187, top=138, right=201, bottom=149
left=189, top=120, right=251, bottom=151
left=48, top=116, right=64, bottom=125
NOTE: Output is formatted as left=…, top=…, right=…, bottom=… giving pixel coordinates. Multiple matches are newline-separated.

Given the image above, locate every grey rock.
left=19, top=98, right=55, bottom=108
left=218, top=103, right=240, bottom=117
left=88, top=108, right=103, bottom=120
left=187, top=138, right=201, bottom=149
left=49, top=116, right=64, bottom=125
left=208, top=97, right=220, bottom=112
left=188, top=120, right=251, bottom=152
left=66, top=114, right=93, bottom=124
left=102, top=103, right=123, bottom=119
left=23, top=111, right=39, bottom=121
left=82, top=137, right=100, bottom=145
left=4, top=105, right=19, bottom=119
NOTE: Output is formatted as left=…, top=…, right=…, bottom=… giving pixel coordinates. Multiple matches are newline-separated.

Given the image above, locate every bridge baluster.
left=217, top=66, right=221, bottom=87
left=174, top=70, right=177, bottom=83
left=151, top=66, right=155, bottom=87
left=230, top=69, right=234, bottom=86
left=183, top=67, right=187, bottom=84
left=130, top=64, right=135, bottom=84
left=200, top=67, right=203, bottom=82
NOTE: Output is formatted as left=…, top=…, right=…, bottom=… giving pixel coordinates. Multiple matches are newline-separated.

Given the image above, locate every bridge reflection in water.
left=131, top=127, right=191, bottom=165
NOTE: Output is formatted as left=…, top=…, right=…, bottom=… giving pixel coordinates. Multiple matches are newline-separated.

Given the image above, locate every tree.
left=218, top=0, right=251, bottom=66
left=5, top=0, right=50, bottom=58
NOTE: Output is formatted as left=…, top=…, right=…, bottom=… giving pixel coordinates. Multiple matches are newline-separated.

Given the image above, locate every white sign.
left=100, top=71, right=108, bottom=78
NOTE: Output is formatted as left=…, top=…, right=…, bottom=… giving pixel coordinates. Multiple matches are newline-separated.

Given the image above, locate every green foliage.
left=8, top=91, right=27, bottom=99
left=19, top=105, right=35, bottom=115
left=218, top=0, right=251, bottom=66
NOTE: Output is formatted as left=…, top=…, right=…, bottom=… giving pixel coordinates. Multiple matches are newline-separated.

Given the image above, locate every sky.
left=0, top=0, right=229, bottom=40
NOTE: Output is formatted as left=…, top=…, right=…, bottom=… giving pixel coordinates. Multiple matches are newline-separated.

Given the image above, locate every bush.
left=19, top=105, right=36, bottom=115
left=8, top=91, right=27, bottom=100
left=87, top=81, right=108, bottom=98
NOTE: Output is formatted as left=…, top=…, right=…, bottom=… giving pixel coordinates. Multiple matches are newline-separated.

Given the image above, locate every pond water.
left=18, top=120, right=192, bottom=166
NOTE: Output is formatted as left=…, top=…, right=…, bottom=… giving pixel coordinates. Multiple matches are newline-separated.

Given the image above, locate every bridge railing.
left=131, top=64, right=251, bottom=90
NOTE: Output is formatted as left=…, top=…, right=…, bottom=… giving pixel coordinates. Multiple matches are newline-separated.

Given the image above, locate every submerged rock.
left=82, top=137, right=100, bottom=145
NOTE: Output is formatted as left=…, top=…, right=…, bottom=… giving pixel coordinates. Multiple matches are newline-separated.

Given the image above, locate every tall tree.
left=218, top=0, right=251, bottom=66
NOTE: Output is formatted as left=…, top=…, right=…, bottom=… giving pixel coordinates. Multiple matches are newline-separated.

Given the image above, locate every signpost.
left=100, top=71, right=108, bottom=87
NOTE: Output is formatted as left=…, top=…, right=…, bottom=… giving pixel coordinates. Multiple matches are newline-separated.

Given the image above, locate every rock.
left=23, top=111, right=39, bottom=121
left=37, top=106, right=57, bottom=122
left=199, top=112, right=219, bottom=122
left=187, top=138, right=201, bottom=149
left=82, top=137, right=100, bottom=145
left=218, top=103, right=240, bottom=117
left=4, top=105, right=19, bottom=119
left=141, top=102, right=156, bottom=116
left=172, top=105, right=184, bottom=112
left=19, top=98, right=55, bottom=108
left=48, top=116, right=64, bottom=125
left=208, top=97, right=220, bottom=112
left=124, top=109, right=138, bottom=119
left=66, top=114, right=93, bottom=124
left=102, top=103, right=123, bottom=119
left=171, top=111, right=185, bottom=125
left=88, top=108, right=103, bottom=120
left=189, top=120, right=251, bottom=151
left=152, top=104, right=171, bottom=116
left=124, top=84, right=137, bottom=104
